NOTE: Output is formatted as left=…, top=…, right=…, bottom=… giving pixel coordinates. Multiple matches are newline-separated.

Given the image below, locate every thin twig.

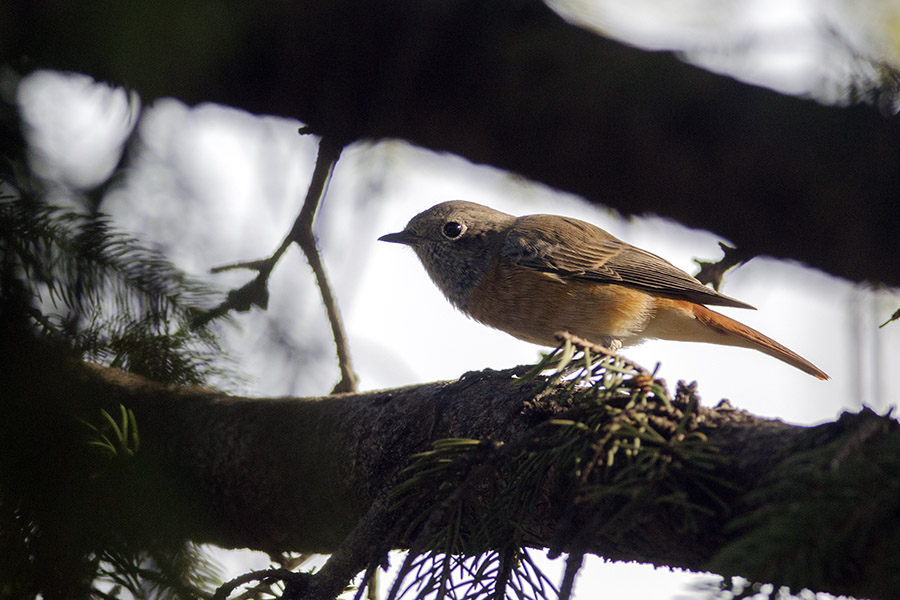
left=693, top=242, right=751, bottom=291
left=302, top=493, right=395, bottom=600
left=292, top=137, right=357, bottom=393
left=212, top=568, right=302, bottom=600
left=366, top=570, right=380, bottom=600
left=203, top=135, right=358, bottom=393
left=352, top=563, right=381, bottom=600
left=558, top=552, right=584, bottom=600
left=880, top=307, right=900, bottom=328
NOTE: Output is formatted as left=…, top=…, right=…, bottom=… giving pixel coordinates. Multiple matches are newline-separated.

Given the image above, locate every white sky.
left=14, top=3, right=900, bottom=596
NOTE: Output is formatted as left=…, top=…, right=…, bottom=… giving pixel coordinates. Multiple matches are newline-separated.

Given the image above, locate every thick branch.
left=0, top=347, right=839, bottom=563
left=6, top=0, right=900, bottom=286
left=6, top=332, right=899, bottom=598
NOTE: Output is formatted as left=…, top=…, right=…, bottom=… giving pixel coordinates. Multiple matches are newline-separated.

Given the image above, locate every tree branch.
left=7, top=0, right=900, bottom=286
left=203, top=135, right=357, bottom=393
left=8, top=334, right=898, bottom=599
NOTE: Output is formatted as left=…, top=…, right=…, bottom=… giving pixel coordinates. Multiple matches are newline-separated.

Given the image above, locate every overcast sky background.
left=13, top=0, right=900, bottom=597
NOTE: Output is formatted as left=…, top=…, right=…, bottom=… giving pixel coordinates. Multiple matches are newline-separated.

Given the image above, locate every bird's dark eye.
left=442, top=221, right=465, bottom=239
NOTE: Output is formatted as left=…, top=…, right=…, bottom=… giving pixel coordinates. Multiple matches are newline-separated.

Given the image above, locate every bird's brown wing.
left=502, top=215, right=754, bottom=309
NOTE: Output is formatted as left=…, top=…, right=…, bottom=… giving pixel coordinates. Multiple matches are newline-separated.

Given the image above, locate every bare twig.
left=352, top=563, right=381, bottom=600
left=366, top=570, right=380, bottom=600
left=693, top=242, right=751, bottom=291
left=202, top=135, right=358, bottom=393
left=212, top=568, right=305, bottom=600
left=300, top=493, right=395, bottom=600
left=292, top=137, right=358, bottom=393
left=558, top=552, right=584, bottom=600
left=880, top=307, right=900, bottom=328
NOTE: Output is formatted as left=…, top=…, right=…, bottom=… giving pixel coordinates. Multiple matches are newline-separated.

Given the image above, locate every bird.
left=379, top=201, right=828, bottom=380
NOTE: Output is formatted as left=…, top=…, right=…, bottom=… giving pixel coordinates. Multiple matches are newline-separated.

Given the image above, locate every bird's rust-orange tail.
left=690, top=304, right=829, bottom=380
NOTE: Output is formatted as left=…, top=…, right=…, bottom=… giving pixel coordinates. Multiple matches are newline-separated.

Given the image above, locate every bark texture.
left=9, top=334, right=898, bottom=599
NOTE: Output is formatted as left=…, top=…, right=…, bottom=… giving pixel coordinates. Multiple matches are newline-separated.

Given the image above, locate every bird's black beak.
left=378, top=230, right=418, bottom=245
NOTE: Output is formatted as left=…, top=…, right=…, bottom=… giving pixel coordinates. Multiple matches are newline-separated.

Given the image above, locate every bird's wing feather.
left=502, top=215, right=754, bottom=309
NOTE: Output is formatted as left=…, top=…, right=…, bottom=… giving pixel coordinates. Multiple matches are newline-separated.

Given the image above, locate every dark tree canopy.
left=3, top=0, right=899, bottom=287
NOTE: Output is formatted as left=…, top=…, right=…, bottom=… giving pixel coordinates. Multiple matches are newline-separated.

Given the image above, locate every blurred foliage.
left=1, top=195, right=234, bottom=384
left=0, top=96, right=232, bottom=598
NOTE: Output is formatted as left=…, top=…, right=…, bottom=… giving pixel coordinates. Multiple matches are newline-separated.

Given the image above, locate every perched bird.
left=379, top=201, right=828, bottom=380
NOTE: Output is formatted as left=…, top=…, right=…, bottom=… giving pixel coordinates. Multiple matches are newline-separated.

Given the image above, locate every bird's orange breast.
left=463, top=259, right=656, bottom=347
